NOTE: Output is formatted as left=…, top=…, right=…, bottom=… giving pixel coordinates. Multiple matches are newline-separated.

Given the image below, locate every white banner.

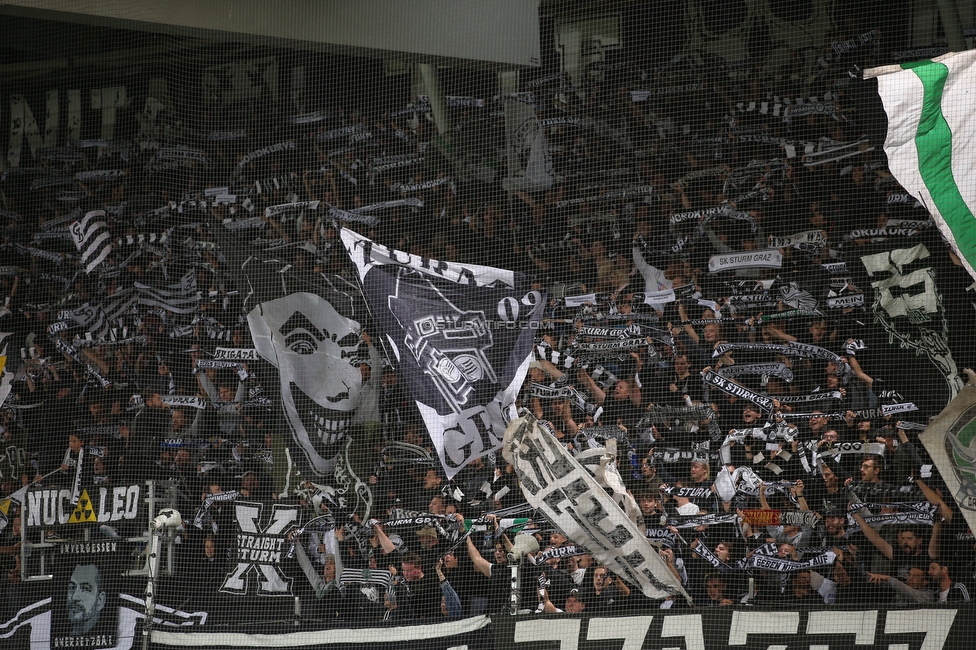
left=502, top=414, right=690, bottom=602
left=708, top=249, right=782, bottom=274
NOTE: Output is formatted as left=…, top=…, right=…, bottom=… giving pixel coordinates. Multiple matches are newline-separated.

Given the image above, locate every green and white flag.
left=866, top=50, right=976, bottom=281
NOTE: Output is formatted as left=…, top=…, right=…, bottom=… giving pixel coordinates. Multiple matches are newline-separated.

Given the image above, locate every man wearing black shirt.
left=385, top=552, right=441, bottom=620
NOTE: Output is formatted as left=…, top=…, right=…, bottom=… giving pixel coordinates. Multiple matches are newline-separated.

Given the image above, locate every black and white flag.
left=502, top=413, right=690, bottom=601
left=342, top=228, right=543, bottom=478
left=502, top=98, right=558, bottom=193
left=134, top=271, right=200, bottom=314
left=70, top=210, right=113, bottom=274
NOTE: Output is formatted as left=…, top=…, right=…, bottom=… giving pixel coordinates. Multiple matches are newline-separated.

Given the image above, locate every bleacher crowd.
left=1, top=23, right=975, bottom=623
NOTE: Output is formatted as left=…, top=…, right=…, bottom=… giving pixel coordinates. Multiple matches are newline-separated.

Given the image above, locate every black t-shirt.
left=394, top=572, right=441, bottom=620
left=599, top=397, right=644, bottom=431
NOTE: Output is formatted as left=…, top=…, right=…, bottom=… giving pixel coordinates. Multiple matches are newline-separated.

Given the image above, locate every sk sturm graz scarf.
left=342, top=228, right=543, bottom=478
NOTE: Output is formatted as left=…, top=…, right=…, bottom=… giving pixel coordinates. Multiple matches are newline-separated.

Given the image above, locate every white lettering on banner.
left=728, top=610, right=799, bottom=645
left=220, top=503, right=297, bottom=596
left=587, top=616, right=654, bottom=650
left=513, top=619, right=581, bottom=650
left=8, top=87, right=126, bottom=167
left=56, top=542, right=118, bottom=554
left=25, top=486, right=140, bottom=526
left=806, top=610, right=878, bottom=645
left=708, top=249, right=783, bottom=273
left=422, top=402, right=502, bottom=470
left=661, top=614, right=706, bottom=650
left=96, top=485, right=139, bottom=522
left=884, top=609, right=957, bottom=650
left=213, top=347, right=260, bottom=361
left=499, top=610, right=961, bottom=650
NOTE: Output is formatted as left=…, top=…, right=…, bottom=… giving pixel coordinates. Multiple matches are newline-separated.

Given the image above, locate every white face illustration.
left=248, top=292, right=362, bottom=476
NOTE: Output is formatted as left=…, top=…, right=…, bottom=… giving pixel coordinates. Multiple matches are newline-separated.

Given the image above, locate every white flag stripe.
left=941, top=54, right=976, bottom=234
left=77, top=208, right=105, bottom=233
left=70, top=209, right=113, bottom=274
left=85, top=241, right=113, bottom=273
left=79, top=231, right=111, bottom=265
left=866, top=49, right=976, bottom=281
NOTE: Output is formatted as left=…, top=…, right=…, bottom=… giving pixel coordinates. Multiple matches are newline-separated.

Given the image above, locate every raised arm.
left=577, top=367, right=607, bottom=406
left=851, top=510, right=893, bottom=560
left=372, top=523, right=397, bottom=555
left=465, top=534, right=492, bottom=578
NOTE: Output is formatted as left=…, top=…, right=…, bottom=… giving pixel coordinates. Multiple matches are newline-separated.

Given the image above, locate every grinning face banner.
left=248, top=292, right=363, bottom=478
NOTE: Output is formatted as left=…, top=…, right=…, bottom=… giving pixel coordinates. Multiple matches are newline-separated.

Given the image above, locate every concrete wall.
left=0, top=0, right=541, bottom=68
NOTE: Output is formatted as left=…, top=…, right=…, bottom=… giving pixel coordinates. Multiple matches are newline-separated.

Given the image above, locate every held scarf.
left=669, top=512, right=740, bottom=529
left=576, top=323, right=643, bottom=339
left=353, top=198, right=424, bottom=213
left=264, top=200, right=321, bottom=218
left=716, top=362, right=794, bottom=383
left=744, top=550, right=836, bottom=573
left=702, top=370, right=774, bottom=411
left=192, top=490, right=240, bottom=531
left=760, top=309, right=825, bottom=323
left=708, top=249, right=783, bottom=274
left=777, top=391, right=844, bottom=404
left=529, top=383, right=599, bottom=415
left=328, top=204, right=380, bottom=227
left=768, top=230, right=828, bottom=251
left=640, top=404, right=717, bottom=425
left=534, top=545, right=589, bottom=564
left=644, top=526, right=678, bottom=548
left=237, top=141, right=296, bottom=168
left=652, top=448, right=722, bottom=464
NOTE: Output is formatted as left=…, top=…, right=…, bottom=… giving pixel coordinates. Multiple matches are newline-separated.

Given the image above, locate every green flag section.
left=865, top=49, right=976, bottom=283
left=919, top=383, right=976, bottom=537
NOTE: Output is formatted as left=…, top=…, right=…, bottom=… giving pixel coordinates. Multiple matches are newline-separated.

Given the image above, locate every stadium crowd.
left=1, top=25, right=975, bottom=623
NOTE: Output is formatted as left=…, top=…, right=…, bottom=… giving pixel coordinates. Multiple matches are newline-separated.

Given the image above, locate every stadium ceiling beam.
left=0, top=0, right=542, bottom=70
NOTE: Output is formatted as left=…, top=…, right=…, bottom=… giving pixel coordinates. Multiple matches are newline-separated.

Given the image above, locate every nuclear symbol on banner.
left=68, top=489, right=98, bottom=524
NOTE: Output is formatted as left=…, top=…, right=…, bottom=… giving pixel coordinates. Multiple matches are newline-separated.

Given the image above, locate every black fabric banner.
left=342, top=229, right=543, bottom=478
left=490, top=609, right=970, bottom=650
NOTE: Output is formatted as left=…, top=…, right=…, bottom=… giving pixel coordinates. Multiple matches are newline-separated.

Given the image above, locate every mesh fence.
left=0, top=2, right=975, bottom=649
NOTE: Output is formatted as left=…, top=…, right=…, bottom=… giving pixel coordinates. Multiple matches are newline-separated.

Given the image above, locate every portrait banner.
left=54, top=540, right=122, bottom=647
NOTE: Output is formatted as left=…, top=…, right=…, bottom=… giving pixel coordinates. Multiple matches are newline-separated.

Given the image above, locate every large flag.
left=70, top=209, right=113, bottom=274
left=341, top=229, right=543, bottom=478
left=919, top=382, right=976, bottom=535
left=866, top=50, right=976, bottom=282
left=211, top=228, right=370, bottom=503
left=502, top=413, right=690, bottom=602
left=47, top=271, right=200, bottom=342
left=501, top=98, right=558, bottom=193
